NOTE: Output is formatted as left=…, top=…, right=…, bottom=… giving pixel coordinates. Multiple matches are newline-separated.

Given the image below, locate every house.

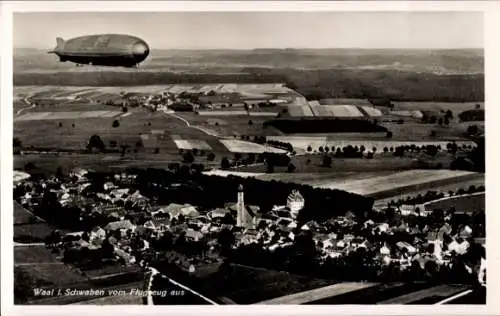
left=377, top=223, right=390, bottom=233
left=103, top=182, right=117, bottom=191
left=162, top=203, right=200, bottom=220
left=448, top=238, right=470, bottom=255
left=89, top=227, right=106, bottom=244
left=208, top=208, right=231, bottom=219
left=363, top=220, right=375, bottom=228
left=115, top=248, right=136, bottom=265
left=143, top=220, right=156, bottom=230
left=380, top=243, right=391, bottom=256
left=69, top=168, right=88, bottom=180
left=396, top=241, right=417, bottom=254
left=185, top=229, right=204, bottom=242
left=105, top=220, right=136, bottom=232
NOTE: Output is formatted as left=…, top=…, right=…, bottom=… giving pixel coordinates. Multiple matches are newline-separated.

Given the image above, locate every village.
left=14, top=167, right=486, bottom=289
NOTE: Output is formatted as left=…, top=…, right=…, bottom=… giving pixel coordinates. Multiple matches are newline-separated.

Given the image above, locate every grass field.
left=202, top=264, right=335, bottom=304
left=424, top=192, right=485, bottom=213
left=392, top=101, right=483, bottom=113
left=220, top=139, right=287, bottom=154
left=312, top=169, right=476, bottom=195
left=267, top=136, right=475, bottom=152
left=15, top=110, right=124, bottom=121
left=178, top=112, right=282, bottom=137
left=14, top=223, right=54, bottom=242
left=374, top=175, right=485, bottom=205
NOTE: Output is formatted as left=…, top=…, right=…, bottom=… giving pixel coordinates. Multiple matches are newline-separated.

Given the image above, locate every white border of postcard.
left=2, top=1, right=500, bottom=315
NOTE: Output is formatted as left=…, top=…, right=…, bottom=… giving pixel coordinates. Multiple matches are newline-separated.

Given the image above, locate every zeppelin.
left=48, top=34, right=150, bottom=68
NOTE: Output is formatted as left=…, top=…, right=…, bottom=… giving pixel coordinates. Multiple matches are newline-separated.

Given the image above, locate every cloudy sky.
left=14, top=11, right=483, bottom=49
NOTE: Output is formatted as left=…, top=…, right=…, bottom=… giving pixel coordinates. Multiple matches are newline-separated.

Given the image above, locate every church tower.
left=236, top=184, right=245, bottom=227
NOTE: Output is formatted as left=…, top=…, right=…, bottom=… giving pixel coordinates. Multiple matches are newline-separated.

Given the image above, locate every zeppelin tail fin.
left=49, top=37, right=65, bottom=54
left=56, top=37, right=65, bottom=49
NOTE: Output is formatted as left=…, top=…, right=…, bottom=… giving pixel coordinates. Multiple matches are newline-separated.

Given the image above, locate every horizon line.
left=14, top=46, right=485, bottom=51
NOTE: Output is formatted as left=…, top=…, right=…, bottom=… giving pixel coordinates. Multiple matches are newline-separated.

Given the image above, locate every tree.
left=287, top=163, right=297, bottom=173
left=217, top=228, right=235, bottom=254
left=87, top=135, right=105, bottom=153
left=183, top=151, right=195, bottom=163
left=221, top=157, right=231, bottom=170
left=266, top=163, right=275, bottom=174
left=307, top=146, right=312, bottom=152
left=135, top=140, right=144, bottom=150
left=324, top=146, right=330, bottom=153
left=438, top=117, right=443, bottom=126
left=322, top=155, right=332, bottom=167
left=248, top=120, right=253, bottom=126
left=444, top=117, right=450, bottom=126
left=475, top=104, right=481, bottom=109
left=372, top=147, right=377, bottom=153
left=112, top=120, right=120, bottom=128
left=122, top=106, right=128, bottom=113
left=207, top=152, right=216, bottom=161
left=467, top=125, right=479, bottom=136
left=24, top=162, right=36, bottom=172
left=58, top=122, right=63, bottom=128
left=318, top=146, right=324, bottom=153
left=13, top=137, right=22, bottom=148
left=383, top=146, right=389, bottom=153
left=154, top=147, right=160, bottom=154
left=445, top=109, right=453, bottom=119
left=192, top=148, right=199, bottom=156
left=386, top=131, right=393, bottom=138
left=246, top=153, right=256, bottom=165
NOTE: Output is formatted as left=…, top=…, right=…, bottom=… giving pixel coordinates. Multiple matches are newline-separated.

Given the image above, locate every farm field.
left=374, top=175, right=485, bottom=206
left=15, top=110, right=124, bottom=121
left=220, top=139, right=287, bottom=154
left=392, top=101, right=483, bottom=113
left=266, top=136, right=475, bottom=152
left=313, top=169, right=477, bottom=195
left=424, top=192, right=485, bottom=213
left=14, top=244, right=91, bottom=289
left=177, top=112, right=282, bottom=137
left=197, top=264, right=335, bottom=304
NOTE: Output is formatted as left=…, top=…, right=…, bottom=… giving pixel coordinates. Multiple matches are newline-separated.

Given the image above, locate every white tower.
left=236, top=184, right=245, bottom=227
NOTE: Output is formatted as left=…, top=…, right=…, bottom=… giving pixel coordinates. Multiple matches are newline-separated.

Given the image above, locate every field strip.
left=15, top=262, right=64, bottom=266
left=173, top=139, right=212, bottom=150
left=314, top=170, right=476, bottom=195
left=167, top=113, right=220, bottom=137
left=220, top=139, right=288, bottom=154
left=255, top=282, right=377, bottom=305
left=203, top=170, right=264, bottom=178
left=435, top=289, right=473, bottom=305
left=373, top=174, right=485, bottom=206
left=377, top=285, right=469, bottom=305
left=14, top=242, right=46, bottom=247
left=368, top=173, right=484, bottom=201
left=15, top=111, right=123, bottom=121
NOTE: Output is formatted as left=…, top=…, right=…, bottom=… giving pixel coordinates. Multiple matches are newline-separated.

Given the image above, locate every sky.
left=14, top=12, right=484, bottom=50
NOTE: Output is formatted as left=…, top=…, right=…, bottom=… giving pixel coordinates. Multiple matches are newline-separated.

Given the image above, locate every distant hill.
left=14, top=48, right=484, bottom=75
left=12, top=48, right=484, bottom=102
